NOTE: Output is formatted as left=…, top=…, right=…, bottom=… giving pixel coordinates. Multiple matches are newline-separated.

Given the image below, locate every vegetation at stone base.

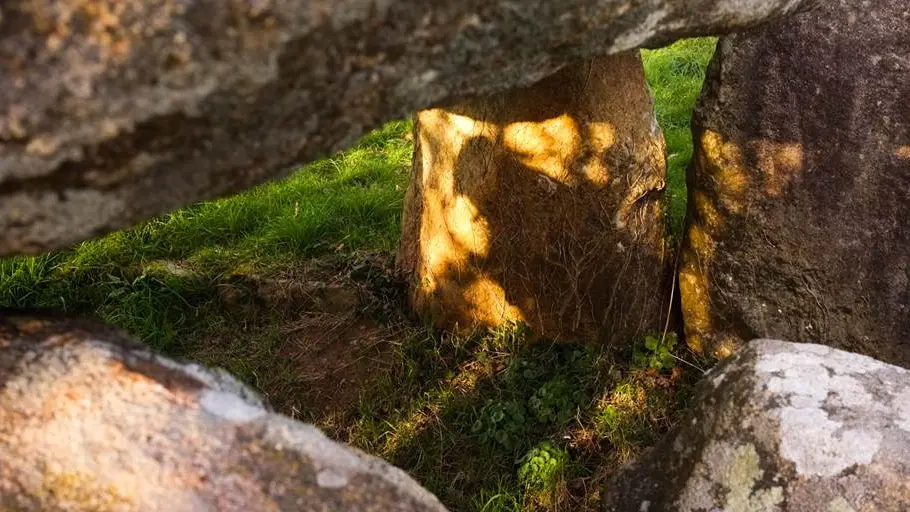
left=0, top=38, right=715, bottom=510
left=634, top=333, right=680, bottom=373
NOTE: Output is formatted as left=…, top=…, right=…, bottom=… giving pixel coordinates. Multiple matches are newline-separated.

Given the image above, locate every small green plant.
left=486, top=321, right=533, bottom=351
left=472, top=399, right=528, bottom=450
left=504, top=356, right=548, bottom=387
left=595, top=404, right=622, bottom=435
left=563, top=345, right=594, bottom=373
left=527, top=374, right=586, bottom=425
left=634, top=333, right=678, bottom=372
left=517, top=441, right=568, bottom=491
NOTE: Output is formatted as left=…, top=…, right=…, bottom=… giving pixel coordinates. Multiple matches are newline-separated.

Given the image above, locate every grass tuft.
left=643, top=37, right=717, bottom=239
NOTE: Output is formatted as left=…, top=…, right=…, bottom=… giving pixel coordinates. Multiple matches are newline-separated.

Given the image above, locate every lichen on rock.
left=604, top=339, right=910, bottom=511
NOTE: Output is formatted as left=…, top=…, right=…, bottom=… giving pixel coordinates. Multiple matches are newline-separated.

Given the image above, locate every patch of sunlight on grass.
left=642, top=37, right=717, bottom=239
left=0, top=119, right=413, bottom=349
left=593, top=375, right=678, bottom=464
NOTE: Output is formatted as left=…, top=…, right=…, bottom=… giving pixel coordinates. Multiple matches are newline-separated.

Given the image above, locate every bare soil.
left=193, top=252, right=413, bottom=419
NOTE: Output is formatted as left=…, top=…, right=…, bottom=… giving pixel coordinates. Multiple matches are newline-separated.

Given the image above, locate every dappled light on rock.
left=12, top=0, right=910, bottom=508
left=399, top=52, right=673, bottom=344
left=680, top=131, right=808, bottom=357
left=680, top=0, right=910, bottom=364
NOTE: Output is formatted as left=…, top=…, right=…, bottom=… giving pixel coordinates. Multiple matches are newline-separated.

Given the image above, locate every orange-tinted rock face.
left=0, top=315, right=448, bottom=511
left=681, top=0, right=910, bottom=364
left=399, top=52, right=673, bottom=344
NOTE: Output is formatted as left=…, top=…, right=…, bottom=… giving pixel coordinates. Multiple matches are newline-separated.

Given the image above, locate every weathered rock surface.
left=398, top=52, right=671, bottom=344
left=603, top=339, right=910, bottom=511
left=0, top=0, right=816, bottom=256
left=680, top=0, right=910, bottom=363
left=0, top=314, right=447, bottom=511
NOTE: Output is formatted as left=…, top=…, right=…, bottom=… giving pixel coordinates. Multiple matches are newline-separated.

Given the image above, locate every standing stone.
left=399, top=52, right=671, bottom=344
left=0, top=314, right=447, bottom=511
left=603, top=339, right=910, bottom=511
left=680, top=0, right=910, bottom=363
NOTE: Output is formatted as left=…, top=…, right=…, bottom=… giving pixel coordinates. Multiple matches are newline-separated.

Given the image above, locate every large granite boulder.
left=0, top=0, right=815, bottom=256
left=399, top=52, right=671, bottom=344
left=680, top=0, right=910, bottom=364
left=604, top=339, right=910, bottom=511
left=0, top=314, right=447, bottom=511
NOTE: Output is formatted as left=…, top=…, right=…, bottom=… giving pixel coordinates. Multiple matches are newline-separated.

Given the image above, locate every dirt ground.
left=192, top=252, right=414, bottom=419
